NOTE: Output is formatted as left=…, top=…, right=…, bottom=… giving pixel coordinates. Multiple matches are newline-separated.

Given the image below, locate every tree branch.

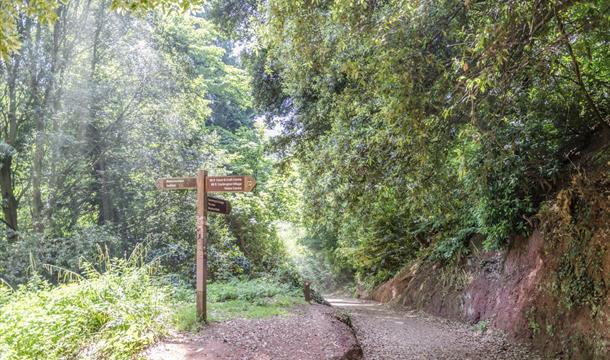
left=554, top=7, right=609, bottom=130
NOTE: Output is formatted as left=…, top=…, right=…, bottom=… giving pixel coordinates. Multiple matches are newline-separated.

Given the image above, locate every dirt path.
left=327, top=297, right=540, bottom=360
left=144, top=305, right=361, bottom=359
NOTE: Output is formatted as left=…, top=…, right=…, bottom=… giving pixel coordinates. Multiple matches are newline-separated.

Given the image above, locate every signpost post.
left=155, top=171, right=255, bottom=321
left=195, top=170, right=207, bottom=320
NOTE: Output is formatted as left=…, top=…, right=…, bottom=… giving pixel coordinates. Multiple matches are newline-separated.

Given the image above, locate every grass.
left=170, top=278, right=305, bottom=332
left=472, top=319, right=489, bottom=333
left=0, top=263, right=169, bottom=360
left=0, top=267, right=304, bottom=359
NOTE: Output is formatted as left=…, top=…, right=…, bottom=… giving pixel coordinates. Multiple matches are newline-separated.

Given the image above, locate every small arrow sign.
left=207, top=175, right=256, bottom=192
left=207, top=196, right=231, bottom=214
left=156, top=177, right=197, bottom=190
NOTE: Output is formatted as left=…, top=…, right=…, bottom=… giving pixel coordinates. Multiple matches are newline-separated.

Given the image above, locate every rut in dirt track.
left=327, top=297, right=540, bottom=360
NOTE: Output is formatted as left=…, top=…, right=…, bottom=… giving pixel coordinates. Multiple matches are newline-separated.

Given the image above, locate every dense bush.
left=237, top=0, right=610, bottom=285
left=0, top=258, right=170, bottom=360
left=0, top=252, right=305, bottom=359
left=0, top=226, right=119, bottom=285
left=208, top=278, right=294, bottom=302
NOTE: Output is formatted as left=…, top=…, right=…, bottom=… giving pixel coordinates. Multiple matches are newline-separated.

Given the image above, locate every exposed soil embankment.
left=370, top=170, right=609, bottom=359
left=145, top=305, right=362, bottom=360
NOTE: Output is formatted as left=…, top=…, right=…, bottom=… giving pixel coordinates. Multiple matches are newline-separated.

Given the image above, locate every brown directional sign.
left=207, top=175, right=256, bottom=192
left=207, top=197, right=231, bottom=214
left=155, top=171, right=255, bottom=322
left=155, top=177, right=196, bottom=190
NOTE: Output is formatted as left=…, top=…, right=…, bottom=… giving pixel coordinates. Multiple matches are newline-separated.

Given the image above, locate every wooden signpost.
left=155, top=170, right=256, bottom=321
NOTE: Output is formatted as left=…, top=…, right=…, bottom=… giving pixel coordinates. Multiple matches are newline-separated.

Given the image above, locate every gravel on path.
left=145, top=304, right=361, bottom=360
left=327, top=297, right=541, bottom=360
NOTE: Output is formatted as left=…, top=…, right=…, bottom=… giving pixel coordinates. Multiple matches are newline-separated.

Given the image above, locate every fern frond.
left=42, top=264, right=83, bottom=283
left=0, top=277, right=13, bottom=291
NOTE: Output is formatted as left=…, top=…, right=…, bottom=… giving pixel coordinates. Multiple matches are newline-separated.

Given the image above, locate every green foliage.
left=276, top=221, right=353, bottom=292
left=0, top=1, right=295, bottom=289
left=153, top=12, right=253, bottom=130
left=472, top=320, right=489, bottom=334
left=0, top=253, right=305, bottom=358
left=520, top=168, right=610, bottom=358
left=0, top=226, right=119, bottom=285
left=110, top=0, right=203, bottom=13
left=554, top=233, right=606, bottom=311
left=528, top=317, right=541, bottom=336
left=170, top=304, right=202, bottom=332
left=169, top=278, right=304, bottom=330
left=207, top=278, right=293, bottom=302
left=429, top=227, right=476, bottom=263
left=0, top=258, right=170, bottom=360
left=0, top=281, right=11, bottom=306
left=540, top=173, right=609, bottom=313
left=233, top=0, right=610, bottom=285
left=209, top=294, right=303, bottom=322
left=0, top=1, right=207, bottom=58
left=0, top=0, right=60, bottom=58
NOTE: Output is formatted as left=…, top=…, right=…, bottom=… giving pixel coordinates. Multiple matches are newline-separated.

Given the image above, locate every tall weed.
left=0, top=257, right=170, bottom=360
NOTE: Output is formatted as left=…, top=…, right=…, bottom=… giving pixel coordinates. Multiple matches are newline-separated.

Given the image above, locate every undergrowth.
left=0, top=256, right=169, bottom=360
left=529, top=169, right=610, bottom=358
left=539, top=172, right=608, bottom=312
left=0, top=253, right=303, bottom=359
left=170, top=278, right=304, bottom=331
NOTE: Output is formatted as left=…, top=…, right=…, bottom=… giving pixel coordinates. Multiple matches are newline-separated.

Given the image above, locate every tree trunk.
left=31, top=140, right=44, bottom=232
left=33, top=6, right=68, bottom=232
left=88, top=1, right=114, bottom=225
left=94, top=153, right=114, bottom=225
left=1, top=56, right=22, bottom=239
left=45, top=5, right=75, bottom=230
left=0, top=155, right=18, bottom=235
left=31, top=23, right=45, bottom=233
